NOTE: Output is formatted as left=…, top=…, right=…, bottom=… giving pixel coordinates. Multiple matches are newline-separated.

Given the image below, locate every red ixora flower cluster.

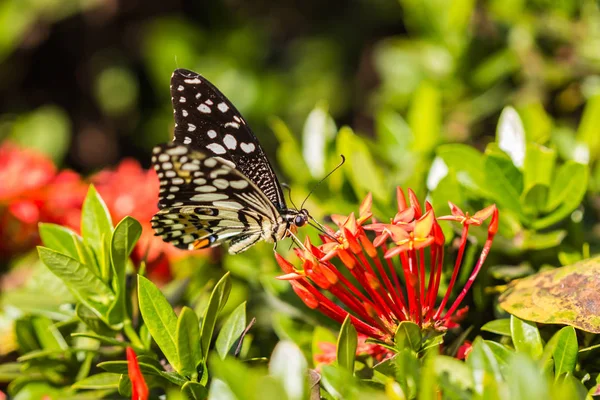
left=276, top=188, right=498, bottom=343
left=0, top=141, right=195, bottom=281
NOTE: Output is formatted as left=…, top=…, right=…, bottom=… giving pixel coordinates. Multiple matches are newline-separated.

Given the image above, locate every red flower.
left=456, top=340, right=472, bottom=360
left=126, top=347, right=149, bottom=400
left=276, top=188, right=498, bottom=343
left=0, top=142, right=86, bottom=257
left=0, top=142, right=56, bottom=202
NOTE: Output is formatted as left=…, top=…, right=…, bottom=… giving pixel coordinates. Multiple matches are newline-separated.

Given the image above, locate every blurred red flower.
left=0, top=142, right=86, bottom=257
left=456, top=340, right=472, bottom=360
left=276, top=188, right=498, bottom=344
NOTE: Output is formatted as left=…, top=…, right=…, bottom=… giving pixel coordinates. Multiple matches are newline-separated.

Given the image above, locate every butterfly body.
left=151, top=69, right=308, bottom=254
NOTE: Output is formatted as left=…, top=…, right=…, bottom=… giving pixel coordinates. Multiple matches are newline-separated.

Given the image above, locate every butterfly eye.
left=294, top=215, right=306, bottom=227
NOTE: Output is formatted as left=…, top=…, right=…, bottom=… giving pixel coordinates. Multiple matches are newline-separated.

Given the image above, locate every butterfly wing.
left=151, top=143, right=283, bottom=253
left=170, top=69, right=287, bottom=210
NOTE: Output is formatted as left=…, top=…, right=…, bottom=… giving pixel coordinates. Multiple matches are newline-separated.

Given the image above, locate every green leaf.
left=539, top=326, right=578, bottom=380
left=209, top=354, right=262, bottom=400
left=81, top=185, right=113, bottom=268
left=37, top=246, right=114, bottom=316
left=14, top=319, right=39, bottom=353
left=31, top=316, right=67, bottom=351
left=336, top=126, right=387, bottom=202
left=481, top=319, right=511, bottom=336
left=76, top=303, right=114, bottom=337
left=436, top=144, right=488, bottom=195
left=137, top=275, right=179, bottom=371
left=176, top=306, right=202, bottom=378
left=98, top=360, right=185, bottom=386
left=466, top=338, right=502, bottom=399
left=483, top=152, right=525, bottom=218
left=433, top=355, right=473, bottom=393
left=118, top=374, right=132, bottom=397
left=0, top=363, right=22, bottom=381
left=71, top=333, right=123, bottom=347
left=38, top=223, right=80, bottom=260
left=484, top=340, right=513, bottom=375
left=407, top=81, right=440, bottom=153
left=269, top=341, right=308, bottom=400
left=510, top=316, right=543, bottom=359
left=108, top=216, right=142, bottom=325
left=521, top=184, right=549, bottom=216
left=499, top=256, right=600, bottom=333
left=508, top=354, right=550, bottom=399
left=216, top=302, right=247, bottom=359
left=533, top=161, right=588, bottom=229
left=523, top=143, right=555, bottom=190
left=519, top=229, right=567, bottom=251
left=336, top=315, right=357, bottom=372
left=394, top=321, right=422, bottom=351
left=72, top=373, right=120, bottom=389
left=552, top=327, right=578, bottom=378
left=576, top=93, right=600, bottom=162
left=182, top=381, right=208, bottom=400
left=201, top=273, right=232, bottom=363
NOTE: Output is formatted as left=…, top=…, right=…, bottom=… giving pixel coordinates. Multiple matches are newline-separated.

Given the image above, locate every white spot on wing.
left=206, top=143, right=226, bottom=155
left=191, top=193, right=229, bottom=201
left=205, top=99, right=213, bottom=105
left=184, top=136, right=192, bottom=144
left=223, top=134, right=237, bottom=150
left=184, top=78, right=201, bottom=84
left=198, top=104, right=211, bottom=113
left=240, top=142, right=256, bottom=153
left=188, top=124, right=196, bottom=132
left=218, top=103, right=229, bottom=112
left=230, top=180, right=249, bottom=189
left=182, top=110, right=188, bottom=117
left=195, top=185, right=217, bottom=193
left=179, top=97, right=186, bottom=103
left=207, top=130, right=217, bottom=138
left=204, top=159, right=217, bottom=167
left=224, top=122, right=240, bottom=129
left=177, top=85, right=184, bottom=91
left=213, top=179, right=229, bottom=189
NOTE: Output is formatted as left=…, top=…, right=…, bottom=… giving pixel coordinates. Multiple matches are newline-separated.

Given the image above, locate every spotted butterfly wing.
left=170, top=68, right=286, bottom=210
left=151, top=69, right=307, bottom=254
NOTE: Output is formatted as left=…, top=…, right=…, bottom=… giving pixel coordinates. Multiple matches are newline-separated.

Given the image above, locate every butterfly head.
left=284, top=208, right=310, bottom=233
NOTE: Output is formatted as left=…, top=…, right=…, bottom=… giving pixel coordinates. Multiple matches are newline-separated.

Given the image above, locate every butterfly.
left=151, top=69, right=309, bottom=254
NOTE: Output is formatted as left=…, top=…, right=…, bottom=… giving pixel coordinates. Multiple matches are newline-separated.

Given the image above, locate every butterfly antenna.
left=308, top=219, right=338, bottom=242
left=281, top=183, right=299, bottom=210
left=300, top=155, right=345, bottom=210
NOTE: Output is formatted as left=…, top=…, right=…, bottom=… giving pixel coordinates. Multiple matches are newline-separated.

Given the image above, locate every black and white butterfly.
left=151, top=69, right=309, bottom=254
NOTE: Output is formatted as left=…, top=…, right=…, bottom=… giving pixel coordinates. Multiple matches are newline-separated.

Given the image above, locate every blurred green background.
left=1, top=0, right=598, bottom=173
left=2, top=0, right=600, bottom=383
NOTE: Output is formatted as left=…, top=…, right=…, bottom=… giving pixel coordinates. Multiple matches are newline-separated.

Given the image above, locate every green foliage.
left=3, top=1, right=600, bottom=397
